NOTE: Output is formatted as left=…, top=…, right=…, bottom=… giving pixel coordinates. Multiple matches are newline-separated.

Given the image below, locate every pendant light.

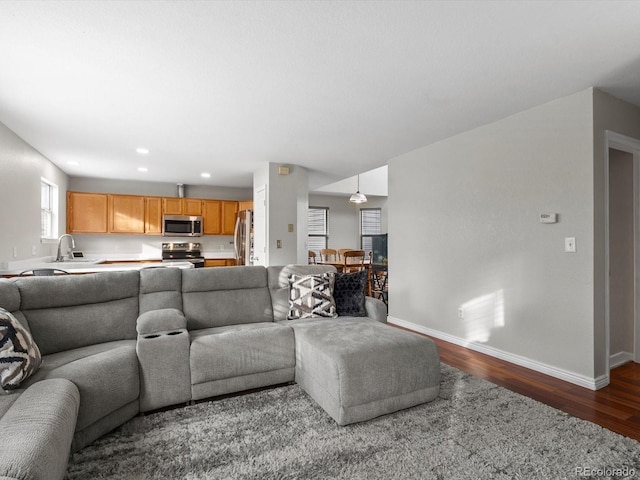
left=349, top=175, right=367, bottom=204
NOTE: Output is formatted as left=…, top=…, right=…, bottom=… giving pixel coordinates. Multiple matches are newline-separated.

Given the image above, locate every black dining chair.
left=18, top=268, right=69, bottom=276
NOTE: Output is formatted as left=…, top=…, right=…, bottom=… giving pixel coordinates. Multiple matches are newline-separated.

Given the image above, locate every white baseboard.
left=388, top=316, right=608, bottom=391
left=609, top=351, right=634, bottom=369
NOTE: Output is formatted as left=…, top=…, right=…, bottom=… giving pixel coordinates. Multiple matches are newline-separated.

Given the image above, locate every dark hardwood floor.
left=401, top=328, right=640, bottom=441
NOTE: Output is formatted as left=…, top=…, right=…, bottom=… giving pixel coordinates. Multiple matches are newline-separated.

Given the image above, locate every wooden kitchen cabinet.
left=238, top=200, right=253, bottom=211
left=162, top=197, right=202, bottom=216
left=68, top=190, right=235, bottom=236
left=162, top=197, right=183, bottom=215
left=205, top=259, right=236, bottom=267
left=221, top=201, right=238, bottom=235
left=109, top=195, right=145, bottom=234
left=183, top=198, right=202, bottom=216
left=202, top=200, right=222, bottom=234
left=67, top=192, right=108, bottom=233
left=145, top=197, right=163, bottom=235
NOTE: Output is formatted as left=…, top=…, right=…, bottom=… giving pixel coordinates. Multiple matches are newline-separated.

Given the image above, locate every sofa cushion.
left=190, top=323, right=295, bottom=385
left=25, top=340, right=139, bottom=431
left=182, top=267, right=273, bottom=329
left=14, top=271, right=140, bottom=355
left=287, top=273, right=337, bottom=319
left=0, top=307, right=42, bottom=390
left=333, top=270, right=367, bottom=317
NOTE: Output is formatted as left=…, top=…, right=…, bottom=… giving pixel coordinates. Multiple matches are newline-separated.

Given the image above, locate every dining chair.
left=18, top=268, right=69, bottom=276
left=308, top=250, right=317, bottom=264
left=371, top=264, right=388, bottom=308
left=338, top=248, right=352, bottom=261
left=320, top=248, right=338, bottom=262
left=342, top=250, right=366, bottom=273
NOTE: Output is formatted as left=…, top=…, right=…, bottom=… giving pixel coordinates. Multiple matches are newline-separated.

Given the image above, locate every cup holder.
left=142, top=331, right=183, bottom=339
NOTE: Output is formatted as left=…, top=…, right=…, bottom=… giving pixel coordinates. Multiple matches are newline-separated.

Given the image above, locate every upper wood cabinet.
left=145, top=197, right=163, bottom=235
left=67, top=192, right=108, bottom=234
left=183, top=198, right=202, bottom=216
left=109, top=195, right=145, bottom=234
left=162, top=197, right=202, bottom=216
left=221, top=201, right=238, bottom=235
left=202, top=200, right=222, bottom=234
left=238, top=200, right=253, bottom=211
left=67, top=191, right=234, bottom=235
left=162, top=197, right=183, bottom=215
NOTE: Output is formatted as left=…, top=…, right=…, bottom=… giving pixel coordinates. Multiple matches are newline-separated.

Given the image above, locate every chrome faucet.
left=55, top=234, right=76, bottom=262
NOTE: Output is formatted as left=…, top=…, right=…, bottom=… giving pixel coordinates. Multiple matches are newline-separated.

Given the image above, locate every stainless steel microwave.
left=162, top=215, right=203, bottom=237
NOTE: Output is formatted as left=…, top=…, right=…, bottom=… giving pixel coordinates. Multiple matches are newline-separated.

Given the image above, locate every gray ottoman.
left=288, top=317, right=440, bottom=425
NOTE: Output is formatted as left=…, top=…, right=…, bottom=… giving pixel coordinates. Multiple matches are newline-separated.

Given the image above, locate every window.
left=360, top=208, right=381, bottom=258
left=40, top=178, right=58, bottom=240
left=308, top=207, right=328, bottom=255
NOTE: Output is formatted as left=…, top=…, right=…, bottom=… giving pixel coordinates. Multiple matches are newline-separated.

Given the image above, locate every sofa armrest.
left=136, top=308, right=186, bottom=335
left=365, top=296, right=387, bottom=323
left=0, top=378, right=79, bottom=480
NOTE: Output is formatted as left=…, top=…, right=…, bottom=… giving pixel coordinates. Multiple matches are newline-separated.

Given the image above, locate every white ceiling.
left=2, top=1, right=640, bottom=192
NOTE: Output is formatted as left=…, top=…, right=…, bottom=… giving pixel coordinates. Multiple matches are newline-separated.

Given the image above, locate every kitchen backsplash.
left=70, top=234, right=235, bottom=259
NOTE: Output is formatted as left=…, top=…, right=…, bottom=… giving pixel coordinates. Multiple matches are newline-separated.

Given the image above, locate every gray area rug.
left=66, top=364, right=639, bottom=479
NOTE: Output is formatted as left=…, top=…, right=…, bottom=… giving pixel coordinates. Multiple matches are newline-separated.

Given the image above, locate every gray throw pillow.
left=287, top=273, right=338, bottom=319
left=0, top=307, right=42, bottom=390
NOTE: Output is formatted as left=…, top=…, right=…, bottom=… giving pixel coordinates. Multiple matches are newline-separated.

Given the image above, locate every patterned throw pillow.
left=333, top=269, right=367, bottom=316
left=287, top=273, right=338, bottom=319
left=0, top=307, right=42, bottom=390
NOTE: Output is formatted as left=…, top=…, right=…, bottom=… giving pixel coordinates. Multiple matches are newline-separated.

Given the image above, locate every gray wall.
left=388, top=89, right=597, bottom=382
left=0, top=121, right=68, bottom=268
left=389, top=87, right=640, bottom=387
left=253, top=163, right=309, bottom=266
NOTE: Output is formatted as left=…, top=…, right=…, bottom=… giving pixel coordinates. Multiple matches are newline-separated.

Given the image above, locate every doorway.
left=606, top=132, right=640, bottom=369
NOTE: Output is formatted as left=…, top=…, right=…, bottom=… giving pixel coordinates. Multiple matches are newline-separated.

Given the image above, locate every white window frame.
left=308, top=206, right=329, bottom=255
left=360, top=208, right=382, bottom=259
left=40, top=178, right=59, bottom=241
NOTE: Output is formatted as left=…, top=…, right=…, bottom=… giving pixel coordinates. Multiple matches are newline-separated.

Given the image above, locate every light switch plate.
left=565, top=237, right=576, bottom=253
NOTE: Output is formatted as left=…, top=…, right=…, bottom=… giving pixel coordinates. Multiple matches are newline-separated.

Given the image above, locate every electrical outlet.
left=12, top=247, right=17, bottom=258
left=457, top=308, right=464, bottom=319
left=32, top=245, right=37, bottom=256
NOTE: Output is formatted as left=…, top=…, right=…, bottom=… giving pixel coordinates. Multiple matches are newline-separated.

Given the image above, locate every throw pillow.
left=333, top=269, right=367, bottom=316
left=0, top=307, right=42, bottom=390
left=287, top=273, right=338, bottom=319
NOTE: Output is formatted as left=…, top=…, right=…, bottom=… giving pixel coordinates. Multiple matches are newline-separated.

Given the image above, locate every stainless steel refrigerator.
left=234, top=210, right=253, bottom=265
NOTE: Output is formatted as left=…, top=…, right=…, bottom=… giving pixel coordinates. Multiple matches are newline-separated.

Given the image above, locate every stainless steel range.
left=161, top=242, right=205, bottom=268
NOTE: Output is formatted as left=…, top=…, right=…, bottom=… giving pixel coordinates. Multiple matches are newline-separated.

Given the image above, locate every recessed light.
left=67, top=160, right=79, bottom=166
left=138, top=167, right=148, bottom=172
left=201, top=172, right=211, bottom=178
left=136, top=148, right=150, bottom=155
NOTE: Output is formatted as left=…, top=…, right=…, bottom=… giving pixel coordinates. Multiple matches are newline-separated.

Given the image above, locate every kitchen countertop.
left=0, top=260, right=195, bottom=277
left=1, top=250, right=235, bottom=277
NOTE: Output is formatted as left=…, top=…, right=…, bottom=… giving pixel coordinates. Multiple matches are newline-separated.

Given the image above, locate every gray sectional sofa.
left=0, top=264, right=440, bottom=480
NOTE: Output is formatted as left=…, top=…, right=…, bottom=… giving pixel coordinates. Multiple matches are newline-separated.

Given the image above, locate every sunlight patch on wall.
left=460, top=289, right=504, bottom=343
